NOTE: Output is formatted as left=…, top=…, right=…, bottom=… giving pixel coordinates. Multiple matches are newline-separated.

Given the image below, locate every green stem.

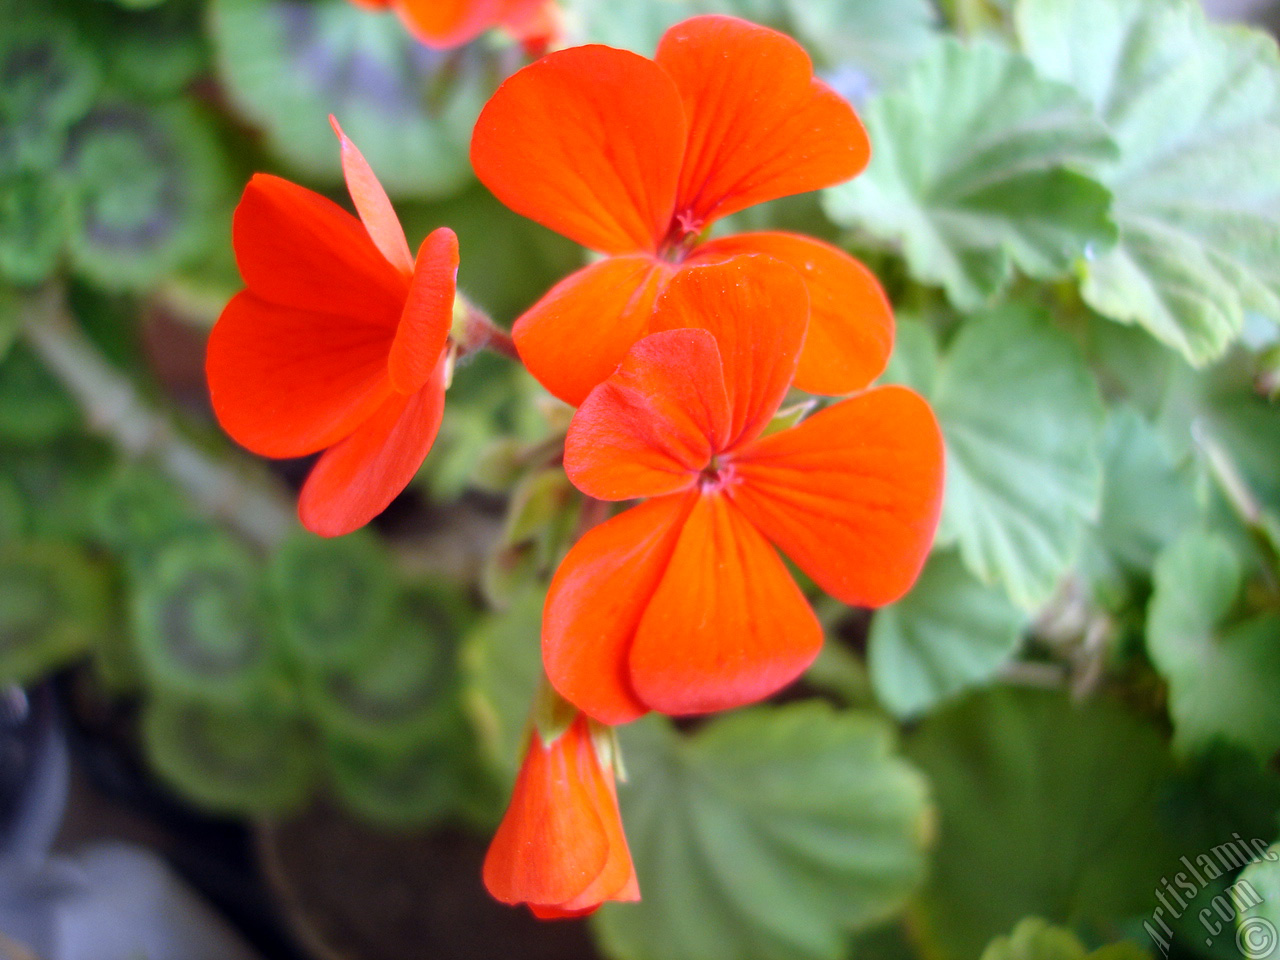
left=20, top=286, right=296, bottom=551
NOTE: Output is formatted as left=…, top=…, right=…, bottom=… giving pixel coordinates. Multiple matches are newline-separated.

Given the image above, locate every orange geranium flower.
left=349, top=0, right=557, bottom=51
left=206, top=119, right=458, bottom=537
left=484, top=712, right=638, bottom=918
left=471, top=14, right=889, bottom=407
left=543, top=256, right=944, bottom=724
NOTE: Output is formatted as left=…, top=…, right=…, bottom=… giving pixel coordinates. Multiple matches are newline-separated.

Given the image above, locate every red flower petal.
left=656, top=15, right=869, bottom=228
left=650, top=255, right=807, bottom=447
left=393, top=0, right=504, bottom=48
left=297, top=361, right=447, bottom=537
left=483, top=717, right=611, bottom=909
left=565, top=328, right=730, bottom=501
left=628, top=492, right=822, bottom=715
left=543, top=494, right=694, bottom=725
left=388, top=227, right=458, bottom=395
left=231, top=174, right=407, bottom=321
left=206, top=292, right=394, bottom=459
left=513, top=255, right=675, bottom=407
left=730, top=386, right=944, bottom=607
left=330, top=116, right=414, bottom=277
left=471, top=45, right=687, bottom=254
left=555, top=759, right=639, bottom=914
left=693, top=232, right=893, bottom=395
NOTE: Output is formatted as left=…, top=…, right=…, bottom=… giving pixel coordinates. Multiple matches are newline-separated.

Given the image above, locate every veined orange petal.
left=565, top=328, right=730, bottom=501
left=730, top=386, right=944, bottom=607
left=629, top=492, right=822, bottom=715
left=206, top=292, right=394, bottom=459
left=231, top=174, right=406, bottom=322
left=471, top=45, right=687, bottom=254
left=297, top=359, right=447, bottom=536
left=656, top=15, right=869, bottom=228
left=513, top=255, right=675, bottom=407
left=650, top=255, right=808, bottom=448
left=693, top=232, right=893, bottom=395
left=483, top=716, right=611, bottom=909
left=388, top=227, right=458, bottom=395
left=543, top=494, right=694, bottom=725
left=330, top=116, right=414, bottom=277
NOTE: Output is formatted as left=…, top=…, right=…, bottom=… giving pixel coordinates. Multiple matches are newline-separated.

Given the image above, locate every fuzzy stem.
left=20, top=286, right=296, bottom=551
left=457, top=297, right=520, bottom=361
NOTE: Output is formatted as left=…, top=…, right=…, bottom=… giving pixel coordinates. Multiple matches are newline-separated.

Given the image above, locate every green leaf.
left=142, top=693, right=316, bottom=816
left=930, top=305, right=1104, bottom=609
left=92, top=464, right=213, bottom=571
left=0, top=541, right=109, bottom=685
left=562, top=0, right=937, bottom=86
left=593, top=704, right=932, bottom=960
left=270, top=531, right=396, bottom=669
left=0, top=8, right=99, bottom=175
left=304, top=586, right=461, bottom=749
left=461, top=586, right=544, bottom=776
left=980, top=919, right=1150, bottom=960
left=869, top=550, right=1029, bottom=718
left=210, top=0, right=492, bottom=199
left=823, top=39, right=1116, bottom=310
left=1016, top=0, right=1280, bottom=365
left=907, top=688, right=1176, bottom=960
left=0, top=169, right=71, bottom=285
left=1080, top=406, right=1198, bottom=607
left=1147, top=531, right=1280, bottom=758
left=1, top=437, right=114, bottom=541
left=324, top=707, right=500, bottom=830
left=64, top=100, right=230, bottom=291
left=0, top=344, right=80, bottom=444
left=132, top=534, right=276, bottom=701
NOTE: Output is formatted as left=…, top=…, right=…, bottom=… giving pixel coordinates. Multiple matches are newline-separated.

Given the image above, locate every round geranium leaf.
left=0, top=540, right=110, bottom=686
left=63, top=100, right=230, bottom=291
left=270, top=530, right=396, bottom=670
left=132, top=534, right=275, bottom=701
left=142, top=693, right=317, bottom=816
left=0, top=5, right=99, bottom=175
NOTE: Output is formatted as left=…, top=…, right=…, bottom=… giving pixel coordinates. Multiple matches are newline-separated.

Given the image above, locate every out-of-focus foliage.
left=1, top=0, right=1280, bottom=958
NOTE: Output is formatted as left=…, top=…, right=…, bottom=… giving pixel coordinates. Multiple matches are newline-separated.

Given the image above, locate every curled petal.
left=650, top=255, right=808, bottom=447
left=297, top=360, right=447, bottom=537
left=330, top=116, right=414, bottom=277
left=513, top=255, right=675, bottom=407
left=629, top=492, right=823, bottom=715
left=657, top=15, right=869, bottom=227
left=472, top=45, right=687, bottom=254
left=206, top=292, right=394, bottom=459
left=730, top=386, right=944, bottom=607
left=693, top=232, right=893, bottom=395
left=388, top=227, right=458, bottom=395
left=566, top=328, right=730, bottom=501
left=231, top=174, right=406, bottom=322
left=543, top=495, right=694, bottom=725
left=483, top=716, right=612, bottom=910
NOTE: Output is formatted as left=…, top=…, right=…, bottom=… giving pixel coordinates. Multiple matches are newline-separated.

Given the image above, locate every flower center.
left=657, top=210, right=705, bottom=263
left=698, top=455, right=734, bottom=492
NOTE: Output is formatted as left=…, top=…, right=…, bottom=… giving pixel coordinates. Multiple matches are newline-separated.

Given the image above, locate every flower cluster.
left=206, top=13, right=944, bottom=922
